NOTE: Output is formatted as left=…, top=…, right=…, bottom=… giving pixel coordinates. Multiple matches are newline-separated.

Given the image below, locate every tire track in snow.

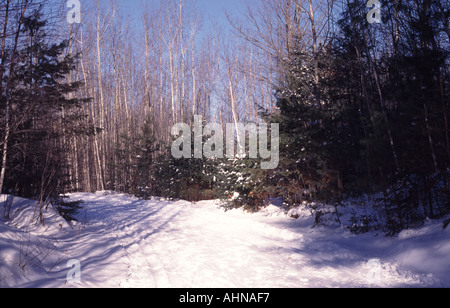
left=116, top=200, right=185, bottom=287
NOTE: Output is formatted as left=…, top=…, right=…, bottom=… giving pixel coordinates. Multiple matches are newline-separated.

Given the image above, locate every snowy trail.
left=61, top=192, right=448, bottom=288
left=2, top=192, right=449, bottom=288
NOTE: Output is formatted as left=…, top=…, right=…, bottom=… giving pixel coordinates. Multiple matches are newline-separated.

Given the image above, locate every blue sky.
left=197, top=0, right=245, bottom=22
left=98, top=0, right=251, bottom=46
left=111, top=0, right=247, bottom=28
left=197, top=0, right=249, bottom=34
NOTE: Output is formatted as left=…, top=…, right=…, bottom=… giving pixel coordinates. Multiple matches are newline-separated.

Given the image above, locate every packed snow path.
left=58, top=192, right=448, bottom=288
left=2, top=192, right=449, bottom=287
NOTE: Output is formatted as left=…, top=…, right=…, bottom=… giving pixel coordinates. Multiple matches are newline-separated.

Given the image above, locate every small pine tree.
left=134, top=118, right=160, bottom=198
left=115, top=117, right=159, bottom=198
left=153, top=118, right=218, bottom=202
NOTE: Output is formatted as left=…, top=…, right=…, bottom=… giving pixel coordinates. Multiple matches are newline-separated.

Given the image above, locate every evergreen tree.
left=154, top=117, right=217, bottom=202
left=0, top=9, right=90, bottom=223
left=115, top=117, right=160, bottom=198
left=3, top=13, right=86, bottom=195
left=215, top=155, right=276, bottom=211
left=270, top=47, right=346, bottom=205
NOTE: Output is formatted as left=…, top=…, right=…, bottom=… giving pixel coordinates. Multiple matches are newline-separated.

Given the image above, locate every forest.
left=0, top=0, right=449, bottom=234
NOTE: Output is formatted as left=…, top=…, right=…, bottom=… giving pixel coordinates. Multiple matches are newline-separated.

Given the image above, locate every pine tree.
left=6, top=13, right=86, bottom=191
left=115, top=116, right=160, bottom=198
left=134, top=117, right=160, bottom=198
left=0, top=9, right=90, bottom=223
left=154, top=117, right=218, bottom=202
left=270, top=47, right=342, bottom=205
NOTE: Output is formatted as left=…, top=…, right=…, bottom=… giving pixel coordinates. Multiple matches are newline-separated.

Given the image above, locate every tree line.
left=1, top=0, right=448, bottom=232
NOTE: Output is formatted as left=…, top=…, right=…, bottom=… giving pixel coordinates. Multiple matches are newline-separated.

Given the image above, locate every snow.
left=1, top=192, right=450, bottom=288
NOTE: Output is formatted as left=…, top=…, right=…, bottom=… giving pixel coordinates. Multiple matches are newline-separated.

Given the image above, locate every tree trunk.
left=95, top=0, right=106, bottom=191
left=0, top=0, right=28, bottom=195
left=0, top=0, right=11, bottom=195
left=365, top=32, right=400, bottom=172
left=0, top=106, right=9, bottom=195
left=308, top=0, right=320, bottom=106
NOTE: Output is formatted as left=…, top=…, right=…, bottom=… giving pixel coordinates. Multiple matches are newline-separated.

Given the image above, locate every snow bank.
left=0, top=195, right=73, bottom=288
left=1, top=195, right=70, bottom=235
left=395, top=223, right=450, bottom=285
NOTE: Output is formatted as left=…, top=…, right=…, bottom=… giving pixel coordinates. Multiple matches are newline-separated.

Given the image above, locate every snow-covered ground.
left=1, top=192, right=449, bottom=288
